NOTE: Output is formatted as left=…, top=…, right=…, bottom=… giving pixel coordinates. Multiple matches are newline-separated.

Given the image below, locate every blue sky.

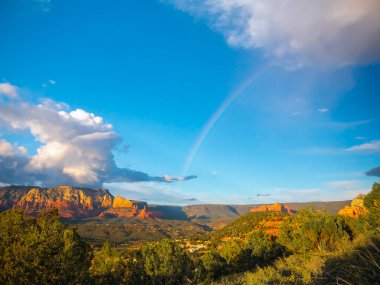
left=0, top=0, right=379, bottom=204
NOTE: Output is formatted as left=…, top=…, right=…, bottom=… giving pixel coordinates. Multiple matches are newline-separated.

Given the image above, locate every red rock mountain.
left=250, top=202, right=297, bottom=215
left=0, top=185, right=154, bottom=219
left=338, top=194, right=367, bottom=219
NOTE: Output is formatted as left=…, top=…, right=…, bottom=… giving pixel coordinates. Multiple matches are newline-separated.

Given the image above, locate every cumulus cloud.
left=366, top=166, right=380, bottom=177
left=0, top=83, right=18, bottom=99
left=0, top=140, right=30, bottom=184
left=171, top=0, right=380, bottom=68
left=0, top=83, right=196, bottom=187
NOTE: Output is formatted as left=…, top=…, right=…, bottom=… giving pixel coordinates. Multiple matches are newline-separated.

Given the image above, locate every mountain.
left=182, top=204, right=240, bottom=220
left=157, top=200, right=350, bottom=222
left=0, top=185, right=353, bottom=222
left=249, top=202, right=297, bottom=214
left=0, top=185, right=154, bottom=219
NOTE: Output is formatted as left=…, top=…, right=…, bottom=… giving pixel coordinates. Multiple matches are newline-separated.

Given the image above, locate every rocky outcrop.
left=0, top=185, right=155, bottom=219
left=338, top=194, right=367, bottom=219
left=250, top=202, right=297, bottom=215
left=113, top=195, right=135, bottom=208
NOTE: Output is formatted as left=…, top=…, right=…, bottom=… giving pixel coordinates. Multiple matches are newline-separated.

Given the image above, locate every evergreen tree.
left=90, top=241, right=126, bottom=285
left=364, top=182, right=380, bottom=232
left=0, top=209, right=92, bottom=285
left=140, top=239, right=193, bottom=284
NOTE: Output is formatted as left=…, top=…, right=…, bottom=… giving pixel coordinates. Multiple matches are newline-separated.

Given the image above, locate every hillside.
left=211, top=211, right=288, bottom=241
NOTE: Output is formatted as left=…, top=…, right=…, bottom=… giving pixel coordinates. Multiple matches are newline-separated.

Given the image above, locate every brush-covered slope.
left=211, top=211, right=288, bottom=241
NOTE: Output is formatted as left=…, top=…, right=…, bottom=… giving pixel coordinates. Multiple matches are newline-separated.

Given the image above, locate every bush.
left=201, top=251, right=227, bottom=280
left=0, top=209, right=92, bottom=285
left=90, top=241, right=126, bottom=284
left=135, top=239, right=194, bottom=284
left=364, top=182, right=380, bottom=232
left=318, top=237, right=380, bottom=285
left=245, top=230, right=284, bottom=267
left=279, top=209, right=351, bottom=253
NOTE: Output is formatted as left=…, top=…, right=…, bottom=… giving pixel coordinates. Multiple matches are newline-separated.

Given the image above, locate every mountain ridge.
left=0, top=185, right=153, bottom=219
left=0, top=185, right=352, bottom=222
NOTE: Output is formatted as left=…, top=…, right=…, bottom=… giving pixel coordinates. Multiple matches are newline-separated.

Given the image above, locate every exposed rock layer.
left=0, top=185, right=154, bottom=219
left=249, top=202, right=297, bottom=215
left=338, top=194, right=367, bottom=219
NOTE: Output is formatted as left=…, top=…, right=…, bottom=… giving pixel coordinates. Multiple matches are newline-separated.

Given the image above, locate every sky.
left=0, top=0, right=379, bottom=204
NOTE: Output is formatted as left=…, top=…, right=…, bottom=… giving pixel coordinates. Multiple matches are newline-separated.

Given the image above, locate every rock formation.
left=113, top=195, right=135, bottom=208
left=338, top=194, right=367, bottom=218
left=0, top=185, right=155, bottom=219
left=250, top=202, right=297, bottom=215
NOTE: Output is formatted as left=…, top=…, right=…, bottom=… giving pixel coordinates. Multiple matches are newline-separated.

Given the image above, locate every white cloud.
left=346, top=140, right=380, bottom=152
left=271, top=184, right=369, bottom=202
left=105, top=182, right=199, bottom=205
left=171, top=0, right=380, bottom=68
left=318, top=108, right=329, bottom=113
left=326, top=180, right=364, bottom=191
left=0, top=83, right=18, bottom=99
left=0, top=83, right=196, bottom=187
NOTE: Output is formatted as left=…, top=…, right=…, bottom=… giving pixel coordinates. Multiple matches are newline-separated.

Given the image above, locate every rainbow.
left=181, top=66, right=266, bottom=176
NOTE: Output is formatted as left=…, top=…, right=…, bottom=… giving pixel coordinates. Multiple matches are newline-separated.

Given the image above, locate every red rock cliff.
left=250, top=202, right=297, bottom=215
left=0, top=185, right=153, bottom=219
left=338, top=194, right=367, bottom=219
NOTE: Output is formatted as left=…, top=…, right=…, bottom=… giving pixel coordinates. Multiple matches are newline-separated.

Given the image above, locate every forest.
left=0, top=182, right=379, bottom=285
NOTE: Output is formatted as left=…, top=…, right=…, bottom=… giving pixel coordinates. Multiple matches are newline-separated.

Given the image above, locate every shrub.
left=138, top=239, right=194, bottom=284
left=279, top=209, right=350, bottom=253
left=0, top=209, right=92, bottom=285
left=90, top=241, right=126, bottom=284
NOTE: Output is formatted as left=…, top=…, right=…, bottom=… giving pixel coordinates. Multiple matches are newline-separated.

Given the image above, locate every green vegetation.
left=211, top=211, right=287, bottom=241
left=278, top=208, right=351, bottom=253
left=0, top=182, right=379, bottom=284
left=364, top=182, right=380, bottom=232
left=0, top=209, right=92, bottom=285
left=74, top=218, right=208, bottom=246
left=90, top=241, right=126, bottom=285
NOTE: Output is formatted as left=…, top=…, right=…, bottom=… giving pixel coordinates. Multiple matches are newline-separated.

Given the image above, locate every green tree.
left=90, top=241, right=126, bottom=285
left=201, top=251, right=227, bottom=280
left=364, top=182, right=380, bottom=232
left=125, top=249, right=148, bottom=285
left=0, top=209, right=92, bottom=285
left=245, top=230, right=283, bottom=266
left=279, top=209, right=350, bottom=253
left=140, top=239, right=193, bottom=284
left=218, top=238, right=245, bottom=269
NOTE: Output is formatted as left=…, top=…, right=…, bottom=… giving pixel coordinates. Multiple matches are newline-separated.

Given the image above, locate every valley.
left=0, top=185, right=352, bottom=246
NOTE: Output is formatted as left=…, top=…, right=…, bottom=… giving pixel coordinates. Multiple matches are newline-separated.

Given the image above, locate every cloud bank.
left=171, top=0, right=380, bottom=68
left=0, top=83, right=196, bottom=187
left=366, top=166, right=380, bottom=177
